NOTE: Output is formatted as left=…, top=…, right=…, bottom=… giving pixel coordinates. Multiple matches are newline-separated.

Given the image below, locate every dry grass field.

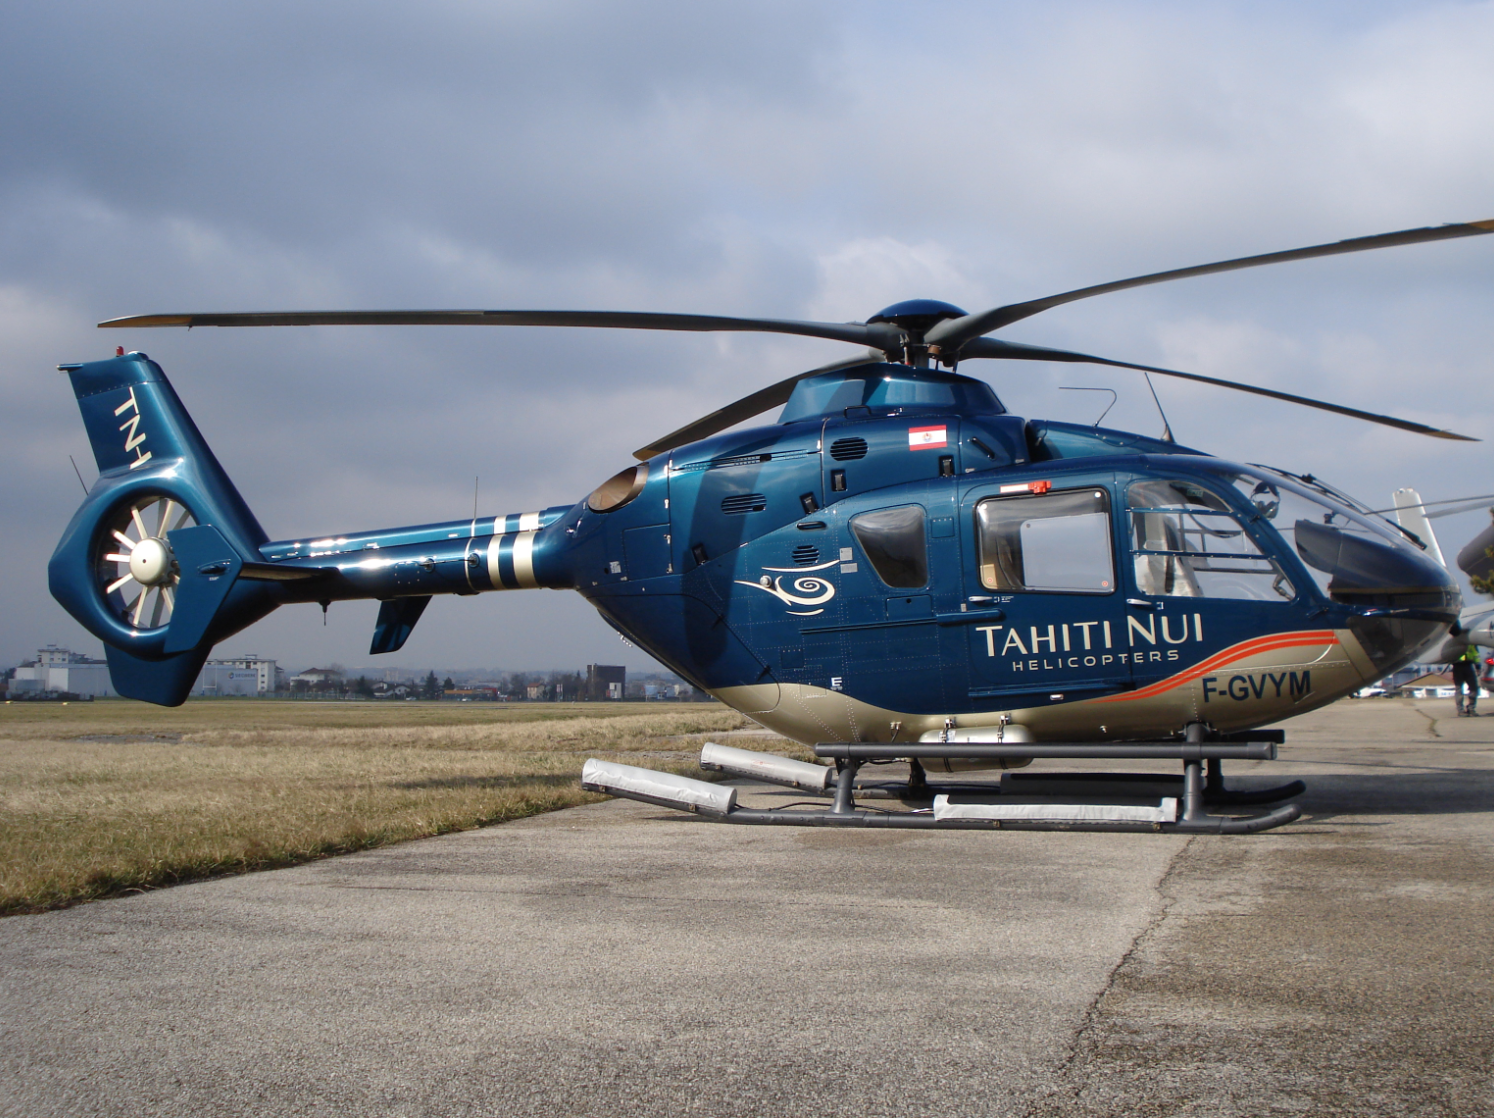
left=0, top=699, right=766, bottom=915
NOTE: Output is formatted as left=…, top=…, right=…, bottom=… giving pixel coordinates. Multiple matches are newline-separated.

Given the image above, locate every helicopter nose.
left=1295, top=520, right=1463, bottom=676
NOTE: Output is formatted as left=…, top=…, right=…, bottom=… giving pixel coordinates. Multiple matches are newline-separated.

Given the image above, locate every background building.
left=585, top=664, right=626, bottom=701
left=194, top=655, right=283, bottom=696
left=293, top=668, right=343, bottom=689
left=9, top=646, right=114, bottom=697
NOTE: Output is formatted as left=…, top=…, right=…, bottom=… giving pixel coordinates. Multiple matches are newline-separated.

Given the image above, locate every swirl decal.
left=735, top=557, right=839, bottom=616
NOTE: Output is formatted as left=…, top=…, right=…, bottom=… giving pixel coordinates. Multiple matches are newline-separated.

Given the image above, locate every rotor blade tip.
left=98, top=315, right=193, bottom=328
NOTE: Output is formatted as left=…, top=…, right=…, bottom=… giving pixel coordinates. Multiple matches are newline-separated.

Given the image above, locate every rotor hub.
left=866, top=299, right=968, bottom=336
left=129, top=537, right=173, bottom=586
left=866, top=300, right=969, bottom=366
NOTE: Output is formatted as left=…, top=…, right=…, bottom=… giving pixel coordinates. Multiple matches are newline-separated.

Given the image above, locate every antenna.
left=472, top=476, right=480, bottom=524
left=1141, top=372, right=1175, bottom=443
left=68, top=455, right=89, bottom=496
left=1058, top=386, right=1117, bottom=427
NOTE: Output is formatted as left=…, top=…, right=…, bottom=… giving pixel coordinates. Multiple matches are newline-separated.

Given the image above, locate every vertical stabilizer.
left=49, top=352, right=278, bottom=704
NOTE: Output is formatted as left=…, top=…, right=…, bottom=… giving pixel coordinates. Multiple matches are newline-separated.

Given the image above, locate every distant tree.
left=1473, top=532, right=1494, bottom=597
left=443, top=676, right=456, bottom=692
left=1473, top=562, right=1494, bottom=597
left=355, top=675, right=374, bottom=697
left=422, top=670, right=441, bottom=699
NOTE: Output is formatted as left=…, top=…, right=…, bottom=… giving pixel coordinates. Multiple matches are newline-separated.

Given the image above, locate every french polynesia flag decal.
left=908, top=424, right=947, bottom=450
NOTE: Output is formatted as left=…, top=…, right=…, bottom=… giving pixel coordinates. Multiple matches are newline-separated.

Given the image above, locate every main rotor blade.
left=99, top=308, right=904, bottom=351
left=632, top=350, right=884, bottom=461
left=958, top=337, right=1478, bottom=441
left=927, top=219, right=1494, bottom=350
left=1362, top=494, right=1494, bottom=519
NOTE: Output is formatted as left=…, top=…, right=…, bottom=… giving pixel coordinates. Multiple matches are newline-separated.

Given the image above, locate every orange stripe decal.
left=1094, top=630, right=1339, bottom=703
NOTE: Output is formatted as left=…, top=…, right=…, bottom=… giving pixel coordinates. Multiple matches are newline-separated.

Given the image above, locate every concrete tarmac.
left=2, top=699, right=1491, bottom=1117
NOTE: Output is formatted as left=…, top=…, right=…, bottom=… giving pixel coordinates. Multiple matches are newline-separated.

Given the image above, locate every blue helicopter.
left=51, top=219, right=1489, bottom=833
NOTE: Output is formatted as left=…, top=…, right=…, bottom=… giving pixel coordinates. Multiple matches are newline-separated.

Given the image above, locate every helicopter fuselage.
left=253, top=363, right=1460, bottom=745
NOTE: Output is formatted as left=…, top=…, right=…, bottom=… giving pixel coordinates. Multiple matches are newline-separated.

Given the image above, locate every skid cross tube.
left=814, top=741, right=1279, bottom=761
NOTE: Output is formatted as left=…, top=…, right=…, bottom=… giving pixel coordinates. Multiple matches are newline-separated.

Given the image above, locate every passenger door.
left=961, top=478, right=1137, bottom=710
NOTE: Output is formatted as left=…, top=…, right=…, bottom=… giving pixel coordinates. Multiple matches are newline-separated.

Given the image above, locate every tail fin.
left=1392, top=488, right=1447, bottom=569
left=49, top=352, right=278, bottom=705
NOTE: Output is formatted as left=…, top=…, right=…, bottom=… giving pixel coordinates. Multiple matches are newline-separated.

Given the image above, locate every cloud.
left=4, top=0, right=1493, bottom=668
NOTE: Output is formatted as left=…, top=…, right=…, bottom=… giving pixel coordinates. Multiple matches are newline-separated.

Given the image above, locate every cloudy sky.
left=3, top=0, right=1492, bottom=674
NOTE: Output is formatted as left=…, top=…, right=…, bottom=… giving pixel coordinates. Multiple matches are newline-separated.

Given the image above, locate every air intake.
left=721, top=493, right=767, bottom=515
left=829, top=437, right=868, bottom=461
left=791, top=544, right=820, bottom=566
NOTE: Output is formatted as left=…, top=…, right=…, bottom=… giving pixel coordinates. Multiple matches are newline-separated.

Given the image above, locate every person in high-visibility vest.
left=1453, top=644, right=1481, bottom=716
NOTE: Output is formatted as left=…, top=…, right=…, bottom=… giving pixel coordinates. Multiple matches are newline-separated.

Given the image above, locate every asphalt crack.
left=1409, top=702, right=1443, bottom=739
left=1020, top=835, right=1196, bottom=1117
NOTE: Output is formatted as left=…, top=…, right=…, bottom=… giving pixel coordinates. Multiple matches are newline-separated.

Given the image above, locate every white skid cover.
left=699, top=742, right=833, bottom=791
left=581, top=759, right=737, bottom=815
left=933, top=796, right=1179, bottom=824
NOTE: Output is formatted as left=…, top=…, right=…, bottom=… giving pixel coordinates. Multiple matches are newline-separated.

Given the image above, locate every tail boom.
left=50, top=352, right=576, bottom=703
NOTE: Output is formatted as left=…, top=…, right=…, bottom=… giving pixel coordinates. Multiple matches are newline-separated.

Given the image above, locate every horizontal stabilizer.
left=371, top=596, right=431, bottom=655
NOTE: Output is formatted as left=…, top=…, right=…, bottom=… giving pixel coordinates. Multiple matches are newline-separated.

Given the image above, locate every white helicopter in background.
left=1392, top=490, right=1494, bottom=656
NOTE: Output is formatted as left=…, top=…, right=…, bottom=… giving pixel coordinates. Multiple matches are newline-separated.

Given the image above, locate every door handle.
left=1126, top=598, right=1158, bottom=610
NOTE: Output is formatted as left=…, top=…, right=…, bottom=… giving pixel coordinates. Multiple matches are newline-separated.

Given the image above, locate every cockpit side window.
left=850, top=505, right=928, bottom=588
left=975, top=488, right=1115, bottom=593
left=1127, top=479, right=1293, bottom=601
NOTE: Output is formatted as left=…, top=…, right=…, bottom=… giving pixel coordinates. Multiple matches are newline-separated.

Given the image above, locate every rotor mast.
left=865, top=299, right=970, bottom=368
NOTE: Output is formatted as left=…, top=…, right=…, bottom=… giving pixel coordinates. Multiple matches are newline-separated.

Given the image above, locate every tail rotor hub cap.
left=129, top=537, right=172, bottom=586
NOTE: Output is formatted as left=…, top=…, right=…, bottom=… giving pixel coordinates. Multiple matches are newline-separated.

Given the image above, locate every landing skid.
left=854, top=766, right=1306, bottom=809
left=582, top=726, right=1304, bottom=834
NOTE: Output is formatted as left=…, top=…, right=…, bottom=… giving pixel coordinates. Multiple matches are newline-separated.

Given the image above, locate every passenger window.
left=975, top=489, right=1114, bottom=593
left=1127, top=479, right=1293, bottom=601
left=850, top=505, right=928, bottom=588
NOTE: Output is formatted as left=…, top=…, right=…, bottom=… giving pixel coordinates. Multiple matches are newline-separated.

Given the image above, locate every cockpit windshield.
left=1191, top=461, right=1458, bottom=616
left=1170, top=460, right=1459, bottom=673
left=778, top=366, right=1004, bottom=424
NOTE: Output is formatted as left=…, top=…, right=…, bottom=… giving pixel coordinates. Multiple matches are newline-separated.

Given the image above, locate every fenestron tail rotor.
left=97, top=495, right=196, bottom=631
